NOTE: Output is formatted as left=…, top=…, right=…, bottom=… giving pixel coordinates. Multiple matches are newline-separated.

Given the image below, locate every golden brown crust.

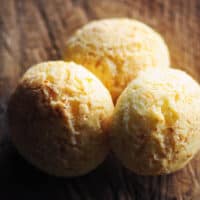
left=8, top=61, right=114, bottom=176
left=110, top=68, right=200, bottom=175
left=64, top=18, right=170, bottom=103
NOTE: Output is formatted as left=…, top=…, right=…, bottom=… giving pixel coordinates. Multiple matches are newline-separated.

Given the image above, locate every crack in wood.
left=34, top=0, right=62, bottom=59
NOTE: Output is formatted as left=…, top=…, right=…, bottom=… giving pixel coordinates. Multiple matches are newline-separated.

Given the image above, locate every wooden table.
left=0, top=0, right=200, bottom=199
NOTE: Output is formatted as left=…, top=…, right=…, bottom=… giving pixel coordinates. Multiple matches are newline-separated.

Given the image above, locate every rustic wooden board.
left=0, top=0, right=200, bottom=199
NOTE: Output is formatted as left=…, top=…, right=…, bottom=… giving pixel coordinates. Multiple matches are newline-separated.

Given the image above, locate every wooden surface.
left=0, top=0, right=200, bottom=199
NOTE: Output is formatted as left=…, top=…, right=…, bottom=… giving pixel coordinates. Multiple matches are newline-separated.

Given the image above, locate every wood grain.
left=0, top=0, right=200, bottom=199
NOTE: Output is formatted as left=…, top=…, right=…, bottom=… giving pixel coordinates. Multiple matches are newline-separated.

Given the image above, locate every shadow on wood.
left=1, top=131, right=200, bottom=200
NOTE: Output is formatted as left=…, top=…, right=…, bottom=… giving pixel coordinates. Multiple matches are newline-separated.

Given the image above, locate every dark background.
left=0, top=0, right=200, bottom=199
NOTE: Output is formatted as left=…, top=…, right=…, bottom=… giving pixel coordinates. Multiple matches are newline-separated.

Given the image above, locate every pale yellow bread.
left=110, top=68, right=200, bottom=175
left=8, top=61, right=114, bottom=177
left=64, top=18, right=170, bottom=103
